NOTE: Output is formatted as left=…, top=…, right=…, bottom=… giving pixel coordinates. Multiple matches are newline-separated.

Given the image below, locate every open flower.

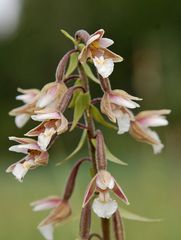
left=9, top=88, right=40, bottom=128
left=36, top=82, right=67, bottom=110
left=101, top=90, right=141, bottom=134
left=31, top=196, right=71, bottom=240
left=27, top=110, right=68, bottom=151
left=7, top=137, right=49, bottom=182
left=83, top=170, right=129, bottom=219
left=130, top=109, right=171, bottom=154
left=79, top=29, right=123, bottom=78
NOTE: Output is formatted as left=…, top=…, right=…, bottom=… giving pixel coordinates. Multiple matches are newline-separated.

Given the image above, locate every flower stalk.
left=7, top=28, right=171, bottom=240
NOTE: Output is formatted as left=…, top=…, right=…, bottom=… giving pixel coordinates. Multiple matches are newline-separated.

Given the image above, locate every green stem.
left=78, top=63, right=110, bottom=239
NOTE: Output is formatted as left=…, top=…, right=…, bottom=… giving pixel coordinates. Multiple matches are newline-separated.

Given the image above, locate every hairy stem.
left=101, top=218, right=110, bottom=240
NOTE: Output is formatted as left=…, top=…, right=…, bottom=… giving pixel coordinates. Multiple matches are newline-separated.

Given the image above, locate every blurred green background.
left=0, top=0, right=181, bottom=239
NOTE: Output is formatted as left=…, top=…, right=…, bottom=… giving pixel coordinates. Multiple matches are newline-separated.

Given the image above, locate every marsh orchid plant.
left=7, top=29, right=170, bottom=240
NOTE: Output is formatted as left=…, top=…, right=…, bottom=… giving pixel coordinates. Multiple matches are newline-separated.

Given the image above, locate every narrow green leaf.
left=120, top=208, right=161, bottom=222
left=65, top=52, right=79, bottom=77
left=91, top=105, right=117, bottom=130
left=105, top=143, right=128, bottom=166
left=82, top=63, right=100, bottom=84
left=61, top=29, right=77, bottom=45
left=70, top=92, right=90, bottom=131
left=91, top=138, right=127, bottom=166
left=56, top=130, right=87, bottom=166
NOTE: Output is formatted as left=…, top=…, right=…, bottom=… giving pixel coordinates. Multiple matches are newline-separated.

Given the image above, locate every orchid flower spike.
left=83, top=170, right=129, bottom=219
left=7, top=137, right=49, bottom=182
left=9, top=88, right=40, bottom=128
left=36, top=82, right=67, bottom=110
left=101, top=89, right=142, bottom=134
left=31, top=196, right=71, bottom=240
left=79, top=29, right=123, bottom=78
left=26, top=109, right=68, bottom=151
left=130, top=109, right=171, bottom=154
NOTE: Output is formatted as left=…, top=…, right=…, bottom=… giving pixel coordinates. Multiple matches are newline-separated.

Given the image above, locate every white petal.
left=36, top=94, right=55, bottom=108
left=93, top=56, right=114, bottom=78
left=140, top=116, right=168, bottom=128
left=38, top=224, right=54, bottom=240
left=12, top=163, right=28, bottom=182
left=114, top=110, right=130, bottom=134
left=15, top=114, right=30, bottom=128
left=110, top=96, right=140, bottom=109
left=92, top=198, right=118, bottom=219
left=38, top=128, right=56, bottom=151
left=96, top=174, right=115, bottom=190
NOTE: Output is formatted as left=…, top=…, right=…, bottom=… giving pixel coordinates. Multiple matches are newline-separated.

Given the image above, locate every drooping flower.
left=7, top=137, right=49, bottom=182
left=79, top=29, right=123, bottom=78
left=130, top=109, right=171, bottom=154
left=83, top=170, right=129, bottom=219
left=101, top=90, right=142, bottom=134
left=9, top=88, right=40, bottom=128
left=36, top=82, right=67, bottom=110
left=31, top=196, right=71, bottom=240
left=27, top=109, right=68, bottom=151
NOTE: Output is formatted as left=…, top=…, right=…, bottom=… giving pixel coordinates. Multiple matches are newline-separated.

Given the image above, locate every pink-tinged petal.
left=83, top=174, right=97, bottom=207
left=38, top=224, right=54, bottom=240
left=135, top=109, right=171, bottom=121
left=92, top=198, right=118, bottom=219
left=31, top=112, right=61, bottom=122
left=87, top=29, right=105, bottom=46
left=98, top=38, right=114, bottom=48
left=113, top=180, right=129, bottom=205
left=110, top=95, right=140, bottom=109
left=15, top=114, right=30, bottom=128
left=138, top=116, right=168, bottom=128
left=31, top=196, right=61, bottom=211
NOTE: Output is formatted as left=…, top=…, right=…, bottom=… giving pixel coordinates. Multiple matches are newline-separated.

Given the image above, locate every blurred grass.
left=1, top=128, right=181, bottom=239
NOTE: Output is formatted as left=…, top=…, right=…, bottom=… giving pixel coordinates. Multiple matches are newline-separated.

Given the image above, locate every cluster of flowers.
left=7, top=29, right=170, bottom=240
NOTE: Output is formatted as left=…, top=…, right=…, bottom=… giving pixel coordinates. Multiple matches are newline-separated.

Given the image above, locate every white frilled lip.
left=11, top=162, right=29, bottom=182
left=113, top=110, right=131, bottom=135
left=31, top=112, right=61, bottom=122
left=31, top=196, right=61, bottom=211
left=93, top=56, right=114, bottom=78
left=92, top=198, right=118, bottom=219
